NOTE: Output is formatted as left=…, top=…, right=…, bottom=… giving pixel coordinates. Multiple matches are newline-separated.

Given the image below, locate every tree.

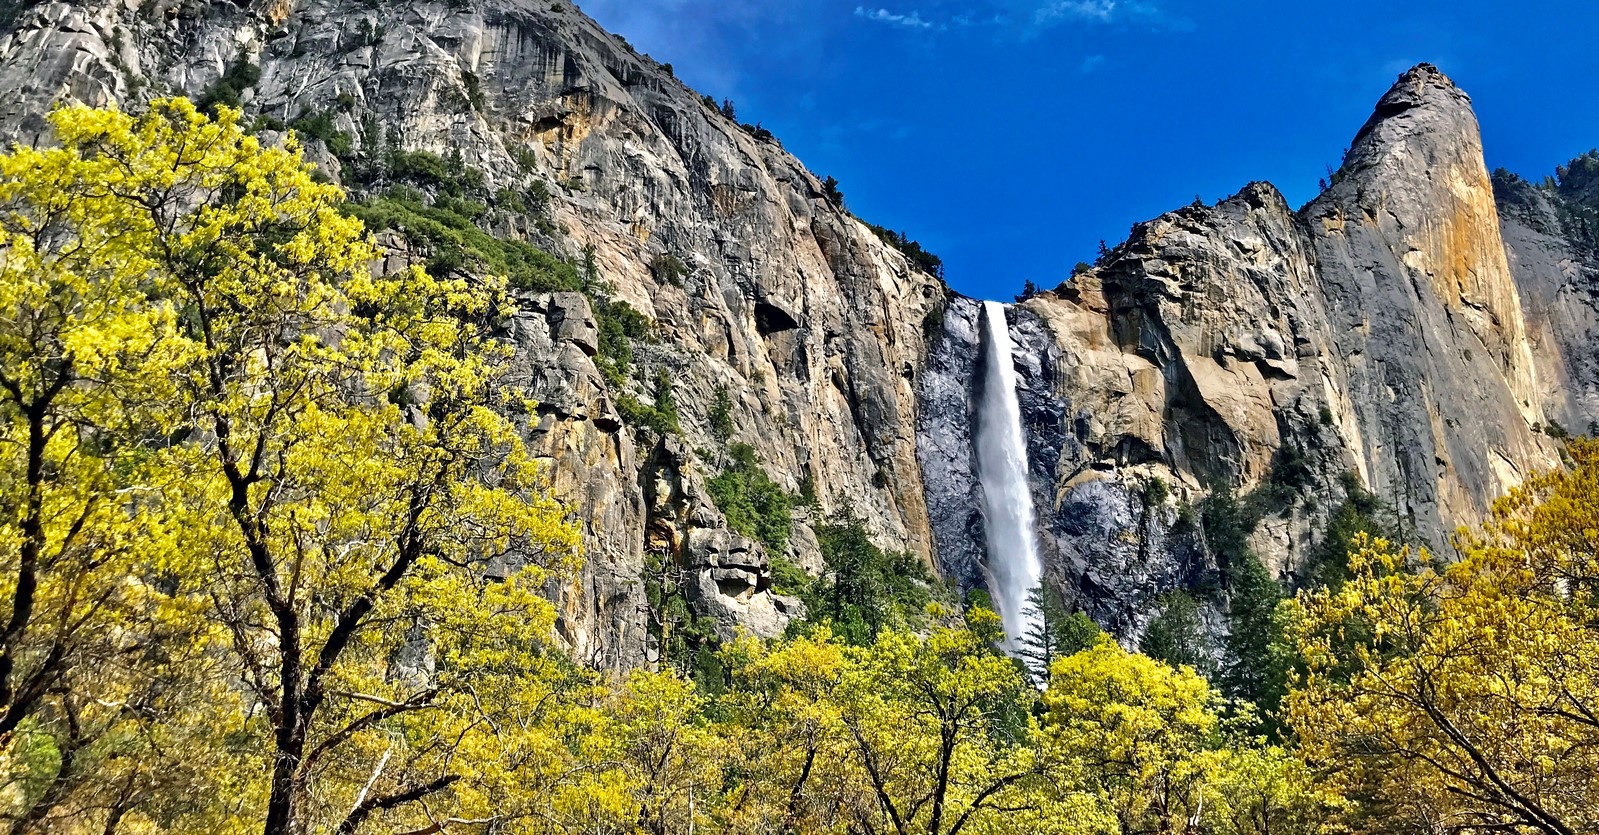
left=1288, top=439, right=1599, bottom=834
left=706, top=443, right=792, bottom=554
left=0, top=100, right=583, bottom=835
left=1044, top=638, right=1220, bottom=833
left=719, top=631, right=861, bottom=833
left=611, top=671, right=728, bottom=835
left=708, top=384, right=734, bottom=440
left=1043, top=639, right=1339, bottom=835
left=1301, top=473, right=1393, bottom=591
left=804, top=506, right=935, bottom=646
left=0, top=104, right=184, bottom=745
left=1205, top=743, right=1346, bottom=835
left=832, top=609, right=1049, bottom=835
left=1139, top=591, right=1213, bottom=677
left=1014, top=280, right=1039, bottom=303
left=1018, top=585, right=1102, bottom=685
left=822, top=175, right=845, bottom=207
left=1221, top=553, right=1285, bottom=719
left=0, top=99, right=268, bottom=832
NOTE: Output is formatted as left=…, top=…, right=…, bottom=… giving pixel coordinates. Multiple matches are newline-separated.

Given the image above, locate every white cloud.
left=1031, top=0, right=1191, bottom=30
left=1037, top=0, right=1119, bottom=24
left=855, top=6, right=938, bottom=29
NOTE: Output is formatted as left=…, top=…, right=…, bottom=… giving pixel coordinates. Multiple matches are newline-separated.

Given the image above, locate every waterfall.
left=974, top=301, right=1044, bottom=654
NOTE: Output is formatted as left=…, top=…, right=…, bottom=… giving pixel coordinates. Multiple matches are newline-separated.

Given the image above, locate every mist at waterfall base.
left=974, top=301, right=1046, bottom=655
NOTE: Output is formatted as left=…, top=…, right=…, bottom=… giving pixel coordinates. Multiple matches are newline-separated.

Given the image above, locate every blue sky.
left=576, top=0, right=1599, bottom=301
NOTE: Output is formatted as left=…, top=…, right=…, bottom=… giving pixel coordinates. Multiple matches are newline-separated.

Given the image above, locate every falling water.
left=975, top=301, right=1044, bottom=654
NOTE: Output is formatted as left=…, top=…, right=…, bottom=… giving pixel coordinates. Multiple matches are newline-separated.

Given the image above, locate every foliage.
left=1219, top=551, right=1286, bottom=722
left=288, top=109, right=353, bottom=157
left=650, top=252, right=689, bottom=286
left=1044, top=639, right=1342, bottom=835
left=1288, top=439, right=1599, bottom=834
left=387, top=148, right=451, bottom=188
left=768, top=554, right=813, bottom=598
left=1300, top=472, right=1393, bottom=591
left=0, top=99, right=583, bottom=834
left=197, top=58, right=261, bottom=115
left=1202, top=483, right=1260, bottom=563
left=346, top=189, right=582, bottom=291
left=801, top=508, right=938, bottom=646
left=708, top=383, right=734, bottom=440
left=1045, top=639, right=1222, bottom=832
left=1141, top=475, right=1170, bottom=507
left=712, top=622, right=1340, bottom=835
left=592, top=292, right=650, bottom=389
left=835, top=609, right=1046, bottom=834
left=795, top=468, right=820, bottom=508
left=618, top=368, right=681, bottom=436
left=1199, top=480, right=1298, bottom=719
left=723, top=611, right=1048, bottom=835
left=822, top=175, right=845, bottom=206
left=644, top=549, right=726, bottom=693
left=741, top=122, right=776, bottom=142
left=706, top=444, right=793, bottom=554
left=1139, top=591, right=1212, bottom=676
left=866, top=223, right=945, bottom=279
left=1550, top=150, right=1599, bottom=249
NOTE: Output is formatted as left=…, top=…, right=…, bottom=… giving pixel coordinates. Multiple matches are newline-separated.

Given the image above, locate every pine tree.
left=1140, top=592, right=1213, bottom=677
left=1018, top=584, right=1103, bottom=685
left=822, top=175, right=845, bottom=207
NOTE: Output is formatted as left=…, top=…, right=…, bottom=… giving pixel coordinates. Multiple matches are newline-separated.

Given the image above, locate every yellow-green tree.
left=1288, top=440, right=1599, bottom=835
left=0, top=99, right=584, bottom=834
left=713, top=614, right=1058, bottom=835
left=1043, top=638, right=1338, bottom=835
left=832, top=609, right=1048, bottom=835
left=1043, top=639, right=1221, bottom=833
left=0, top=97, right=261, bottom=832
left=718, top=630, right=867, bottom=833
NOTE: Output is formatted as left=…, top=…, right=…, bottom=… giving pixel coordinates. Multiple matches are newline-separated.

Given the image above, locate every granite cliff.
left=2, top=0, right=1595, bottom=657
left=920, top=65, right=1598, bottom=640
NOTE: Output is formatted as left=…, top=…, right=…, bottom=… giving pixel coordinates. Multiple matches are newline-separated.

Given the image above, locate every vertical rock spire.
left=1319, top=64, right=1540, bottom=418
left=1306, top=64, right=1552, bottom=542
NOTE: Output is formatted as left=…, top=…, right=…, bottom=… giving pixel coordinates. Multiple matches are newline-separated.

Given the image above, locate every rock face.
left=916, top=65, right=1598, bottom=645
left=1, top=1, right=1596, bottom=658
left=0, top=0, right=945, bottom=668
left=915, top=295, right=985, bottom=587
left=1305, top=64, right=1551, bottom=542
left=1495, top=161, right=1599, bottom=432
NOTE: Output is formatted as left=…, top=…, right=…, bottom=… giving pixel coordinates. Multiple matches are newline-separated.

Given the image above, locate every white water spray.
left=974, top=301, right=1045, bottom=654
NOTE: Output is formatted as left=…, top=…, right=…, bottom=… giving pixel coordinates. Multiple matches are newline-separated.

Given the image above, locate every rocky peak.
left=1312, top=63, right=1542, bottom=427
left=1327, top=64, right=1491, bottom=216
left=1348, top=63, right=1470, bottom=147
left=1331, top=63, right=1488, bottom=213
